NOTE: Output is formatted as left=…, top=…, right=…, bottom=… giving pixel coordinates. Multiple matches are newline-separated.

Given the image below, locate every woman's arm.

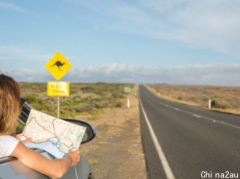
left=11, top=142, right=80, bottom=178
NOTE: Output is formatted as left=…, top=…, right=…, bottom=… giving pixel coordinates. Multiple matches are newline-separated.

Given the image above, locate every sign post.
left=124, top=87, right=131, bottom=108
left=45, top=52, right=72, bottom=118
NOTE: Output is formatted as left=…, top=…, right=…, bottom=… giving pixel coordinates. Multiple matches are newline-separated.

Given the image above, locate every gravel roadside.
left=81, top=85, right=148, bottom=179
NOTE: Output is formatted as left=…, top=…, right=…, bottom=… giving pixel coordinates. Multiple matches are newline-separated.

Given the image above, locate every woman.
left=0, top=74, right=80, bottom=178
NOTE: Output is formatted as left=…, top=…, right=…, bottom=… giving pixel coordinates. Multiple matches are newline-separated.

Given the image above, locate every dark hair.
left=0, top=74, right=21, bottom=135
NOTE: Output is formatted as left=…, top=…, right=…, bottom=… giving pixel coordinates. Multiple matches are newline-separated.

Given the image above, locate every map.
left=22, top=109, right=86, bottom=158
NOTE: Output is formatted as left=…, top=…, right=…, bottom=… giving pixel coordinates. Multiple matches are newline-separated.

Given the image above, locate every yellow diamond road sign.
left=45, top=52, right=72, bottom=81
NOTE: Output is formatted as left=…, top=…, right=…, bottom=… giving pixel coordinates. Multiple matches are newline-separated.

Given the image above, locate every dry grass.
left=147, top=84, right=240, bottom=115
left=19, top=82, right=133, bottom=119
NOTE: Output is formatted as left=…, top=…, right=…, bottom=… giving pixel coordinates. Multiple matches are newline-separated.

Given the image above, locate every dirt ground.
left=81, top=85, right=148, bottom=179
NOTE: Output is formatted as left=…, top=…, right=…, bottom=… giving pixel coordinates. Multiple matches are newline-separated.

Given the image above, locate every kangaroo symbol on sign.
left=51, top=61, right=66, bottom=71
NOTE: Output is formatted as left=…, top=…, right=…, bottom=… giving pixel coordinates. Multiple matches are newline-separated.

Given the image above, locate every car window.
left=16, top=120, right=24, bottom=134
left=15, top=100, right=31, bottom=134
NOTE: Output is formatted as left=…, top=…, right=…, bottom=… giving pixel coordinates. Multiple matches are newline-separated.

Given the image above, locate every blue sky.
left=1, top=0, right=240, bottom=85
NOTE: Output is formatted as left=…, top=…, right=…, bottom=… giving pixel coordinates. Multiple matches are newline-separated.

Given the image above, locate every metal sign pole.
left=58, top=96, right=60, bottom=118
left=58, top=79, right=60, bottom=119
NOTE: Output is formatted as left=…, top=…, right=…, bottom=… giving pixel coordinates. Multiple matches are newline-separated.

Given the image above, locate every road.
left=139, top=85, right=240, bottom=179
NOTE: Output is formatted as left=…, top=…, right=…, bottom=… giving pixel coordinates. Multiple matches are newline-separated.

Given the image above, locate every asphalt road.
left=139, top=85, right=240, bottom=179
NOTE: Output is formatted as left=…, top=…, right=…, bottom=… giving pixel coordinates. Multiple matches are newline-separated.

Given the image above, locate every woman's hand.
left=15, top=133, right=31, bottom=144
left=64, top=149, right=81, bottom=166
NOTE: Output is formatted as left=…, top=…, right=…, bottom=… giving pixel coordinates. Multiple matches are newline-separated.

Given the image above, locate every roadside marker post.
left=127, top=98, right=130, bottom=108
left=45, top=52, right=72, bottom=118
left=209, top=99, right=212, bottom=109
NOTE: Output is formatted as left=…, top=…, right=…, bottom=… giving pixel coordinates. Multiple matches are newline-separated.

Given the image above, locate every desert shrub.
left=77, top=98, right=90, bottom=104
left=89, top=109, right=101, bottom=115
left=81, top=86, right=95, bottom=93
left=112, top=92, right=124, bottom=99
left=115, top=100, right=122, bottom=107
left=94, top=103, right=103, bottom=109
left=24, top=94, right=38, bottom=104
left=70, top=89, right=78, bottom=95
left=213, top=99, right=231, bottom=109
left=31, top=102, right=48, bottom=111
left=60, top=110, right=76, bottom=118
left=23, top=95, right=47, bottom=110
left=202, top=96, right=209, bottom=101
left=94, top=90, right=104, bottom=96
left=61, top=100, right=80, bottom=106
left=91, top=97, right=101, bottom=102
left=74, top=104, right=92, bottom=113
left=189, top=96, right=197, bottom=101
left=177, top=96, right=183, bottom=100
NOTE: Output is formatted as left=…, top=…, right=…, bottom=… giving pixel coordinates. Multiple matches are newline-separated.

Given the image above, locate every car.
left=0, top=99, right=97, bottom=179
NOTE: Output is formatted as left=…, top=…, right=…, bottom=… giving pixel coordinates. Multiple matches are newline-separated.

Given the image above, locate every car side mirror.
left=62, top=119, right=97, bottom=144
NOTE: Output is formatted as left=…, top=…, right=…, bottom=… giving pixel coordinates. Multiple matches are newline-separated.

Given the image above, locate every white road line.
left=193, top=114, right=201, bottom=118
left=214, top=120, right=240, bottom=130
left=140, top=97, right=175, bottom=179
left=192, top=113, right=240, bottom=130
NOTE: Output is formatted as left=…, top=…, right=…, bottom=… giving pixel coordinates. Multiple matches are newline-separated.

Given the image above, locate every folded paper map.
left=21, top=109, right=86, bottom=158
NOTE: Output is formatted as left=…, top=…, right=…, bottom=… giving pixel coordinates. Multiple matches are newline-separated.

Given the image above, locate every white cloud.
left=0, top=1, right=39, bottom=17
left=0, top=69, right=51, bottom=82
left=2, top=63, right=240, bottom=86
left=0, top=46, right=51, bottom=61
left=155, top=0, right=240, bottom=56
left=64, top=0, right=240, bottom=58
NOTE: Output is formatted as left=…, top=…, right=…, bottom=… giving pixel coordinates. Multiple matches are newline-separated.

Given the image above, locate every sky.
left=1, top=0, right=240, bottom=85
